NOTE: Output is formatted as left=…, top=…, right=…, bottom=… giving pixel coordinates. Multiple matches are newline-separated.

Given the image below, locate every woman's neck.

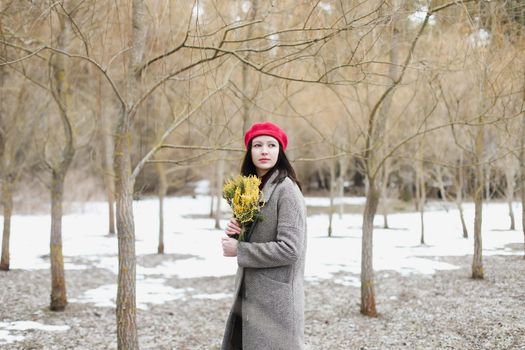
left=256, top=169, right=268, bottom=178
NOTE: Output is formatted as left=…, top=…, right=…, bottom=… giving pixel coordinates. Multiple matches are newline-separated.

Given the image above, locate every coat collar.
left=246, top=170, right=281, bottom=243
left=260, top=169, right=281, bottom=205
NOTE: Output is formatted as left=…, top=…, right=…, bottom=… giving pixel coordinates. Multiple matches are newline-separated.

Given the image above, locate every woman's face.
left=251, top=135, right=279, bottom=177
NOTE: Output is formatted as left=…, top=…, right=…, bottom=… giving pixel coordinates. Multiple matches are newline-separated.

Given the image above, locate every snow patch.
left=193, top=293, right=232, bottom=300
left=71, top=280, right=191, bottom=310
left=0, top=321, right=69, bottom=345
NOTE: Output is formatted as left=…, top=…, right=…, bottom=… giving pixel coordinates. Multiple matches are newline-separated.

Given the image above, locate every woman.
left=221, top=121, right=307, bottom=350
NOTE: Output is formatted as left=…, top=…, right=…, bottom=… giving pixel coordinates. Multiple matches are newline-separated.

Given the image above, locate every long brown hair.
left=241, top=139, right=302, bottom=192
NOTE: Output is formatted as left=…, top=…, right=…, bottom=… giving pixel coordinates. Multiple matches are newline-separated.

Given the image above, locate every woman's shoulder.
left=276, top=176, right=303, bottom=199
left=275, top=177, right=306, bottom=216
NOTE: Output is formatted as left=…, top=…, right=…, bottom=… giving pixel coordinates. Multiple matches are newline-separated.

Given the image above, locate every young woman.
left=221, top=122, right=307, bottom=350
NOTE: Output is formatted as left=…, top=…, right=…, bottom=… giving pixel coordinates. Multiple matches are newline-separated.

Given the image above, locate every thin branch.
left=294, top=152, right=350, bottom=162
left=129, top=53, right=230, bottom=119
left=131, top=82, right=229, bottom=180
left=0, top=46, right=47, bottom=66
left=106, top=47, right=131, bottom=70
left=0, top=41, right=125, bottom=107
left=138, top=35, right=188, bottom=74
left=160, top=144, right=243, bottom=152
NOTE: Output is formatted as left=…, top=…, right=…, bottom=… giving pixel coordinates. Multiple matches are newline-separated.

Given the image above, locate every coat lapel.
left=246, top=170, right=281, bottom=242
left=260, top=169, right=281, bottom=206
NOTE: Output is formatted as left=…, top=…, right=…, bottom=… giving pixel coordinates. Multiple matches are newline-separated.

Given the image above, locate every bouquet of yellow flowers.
left=222, top=175, right=264, bottom=241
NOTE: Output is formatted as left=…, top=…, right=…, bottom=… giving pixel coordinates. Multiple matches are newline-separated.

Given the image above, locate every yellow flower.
left=222, top=175, right=264, bottom=241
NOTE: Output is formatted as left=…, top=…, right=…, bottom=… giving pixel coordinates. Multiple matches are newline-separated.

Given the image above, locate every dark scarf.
left=259, top=167, right=277, bottom=191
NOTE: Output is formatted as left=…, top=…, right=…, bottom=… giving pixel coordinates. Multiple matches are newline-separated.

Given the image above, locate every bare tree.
left=111, top=1, right=148, bottom=346
left=355, top=0, right=477, bottom=315
left=359, top=0, right=405, bottom=316
left=0, top=40, right=39, bottom=271
left=521, top=73, right=525, bottom=258
left=47, top=8, right=75, bottom=310
left=471, top=101, right=485, bottom=279
left=0, top=85, right=35, bottom=270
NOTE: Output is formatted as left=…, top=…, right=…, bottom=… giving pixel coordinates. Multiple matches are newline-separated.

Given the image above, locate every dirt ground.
left=1, top=245, right=524, bottom=350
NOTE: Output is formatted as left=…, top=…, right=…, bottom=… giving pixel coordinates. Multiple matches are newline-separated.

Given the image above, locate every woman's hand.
left=222, top=236, right=238, bottom=257
left=225, top=218, right=241, bottom=237
left=222, top=218, right=240, bottom=257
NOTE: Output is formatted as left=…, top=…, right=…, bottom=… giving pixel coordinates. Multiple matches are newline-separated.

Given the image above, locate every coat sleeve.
left=237, top=183, right=306, bottom=268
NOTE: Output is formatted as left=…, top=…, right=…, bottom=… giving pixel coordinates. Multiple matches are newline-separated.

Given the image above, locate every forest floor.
left=1, top=244, right=524, bottom=350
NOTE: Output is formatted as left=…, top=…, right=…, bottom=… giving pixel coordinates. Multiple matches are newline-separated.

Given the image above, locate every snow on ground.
left=0, top=322, right=69, bottom=345
left=1, top=195, right=523, bottom=344
left=304, top=196, right=367, bottom=206
left=0, top=321, right=69, bottom=332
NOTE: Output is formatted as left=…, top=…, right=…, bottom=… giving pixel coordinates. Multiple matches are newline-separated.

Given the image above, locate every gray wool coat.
left=221, top=170, right=307, bottom=350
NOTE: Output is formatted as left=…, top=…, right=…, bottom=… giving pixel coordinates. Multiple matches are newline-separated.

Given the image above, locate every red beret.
left=244, top=122, right=288, bottom=151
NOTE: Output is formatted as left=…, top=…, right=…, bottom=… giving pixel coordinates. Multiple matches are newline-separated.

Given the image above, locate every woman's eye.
left=253, top=144, right=261, bottom=148
left=269, top=143, right=276, bottom=148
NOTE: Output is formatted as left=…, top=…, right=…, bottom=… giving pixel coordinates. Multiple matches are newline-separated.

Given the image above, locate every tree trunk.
left=420, top=206, right=425, bottom=245
left=0, top=177, right=13, bottom=270
left=361, top=181, right=379, bottom=317
left=457, top=198, right=468, bottom=238
left=98, top=75, right=116, bottom=235
left=50, top=172, right=68, bottom=310
left=504, top=167, right=515, bottom=230
left=417, top=163, right=426, bottom=245
left=337, top=176, right=344, bottom=219
left=209, top=177, right=215, bottom=218
left=359, top=0, right=403, bottom=317
left=458, top=202, right=468, bottom=239
left=156, top=161, right=167, bottom=254
left=436, top=166, right=449, bottom=202
left=328, top=159, right=335, bottom=237
left=472, top=172, right=484, bottom=279
left=338, top=156, right=348, bottom=219
left=106, top=177, right=117, bottom=235
left=484, top=164, right=491, bottom=203
left=214, top=159, right=224, bottom=229
left=114, top=0, right=147, bottom=348
left=456, top=155, right=468, bottom=238
left=0, top=46, right=7, bottom=271
left=519, top=69, right=525, bottom=258
left=48, top=12, right=74, bottom=311
left=114, top=117, right=138, bottom=348
left=472, top=123, right=484, bottom=279
left=380, top=159, right=390, bottom=229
